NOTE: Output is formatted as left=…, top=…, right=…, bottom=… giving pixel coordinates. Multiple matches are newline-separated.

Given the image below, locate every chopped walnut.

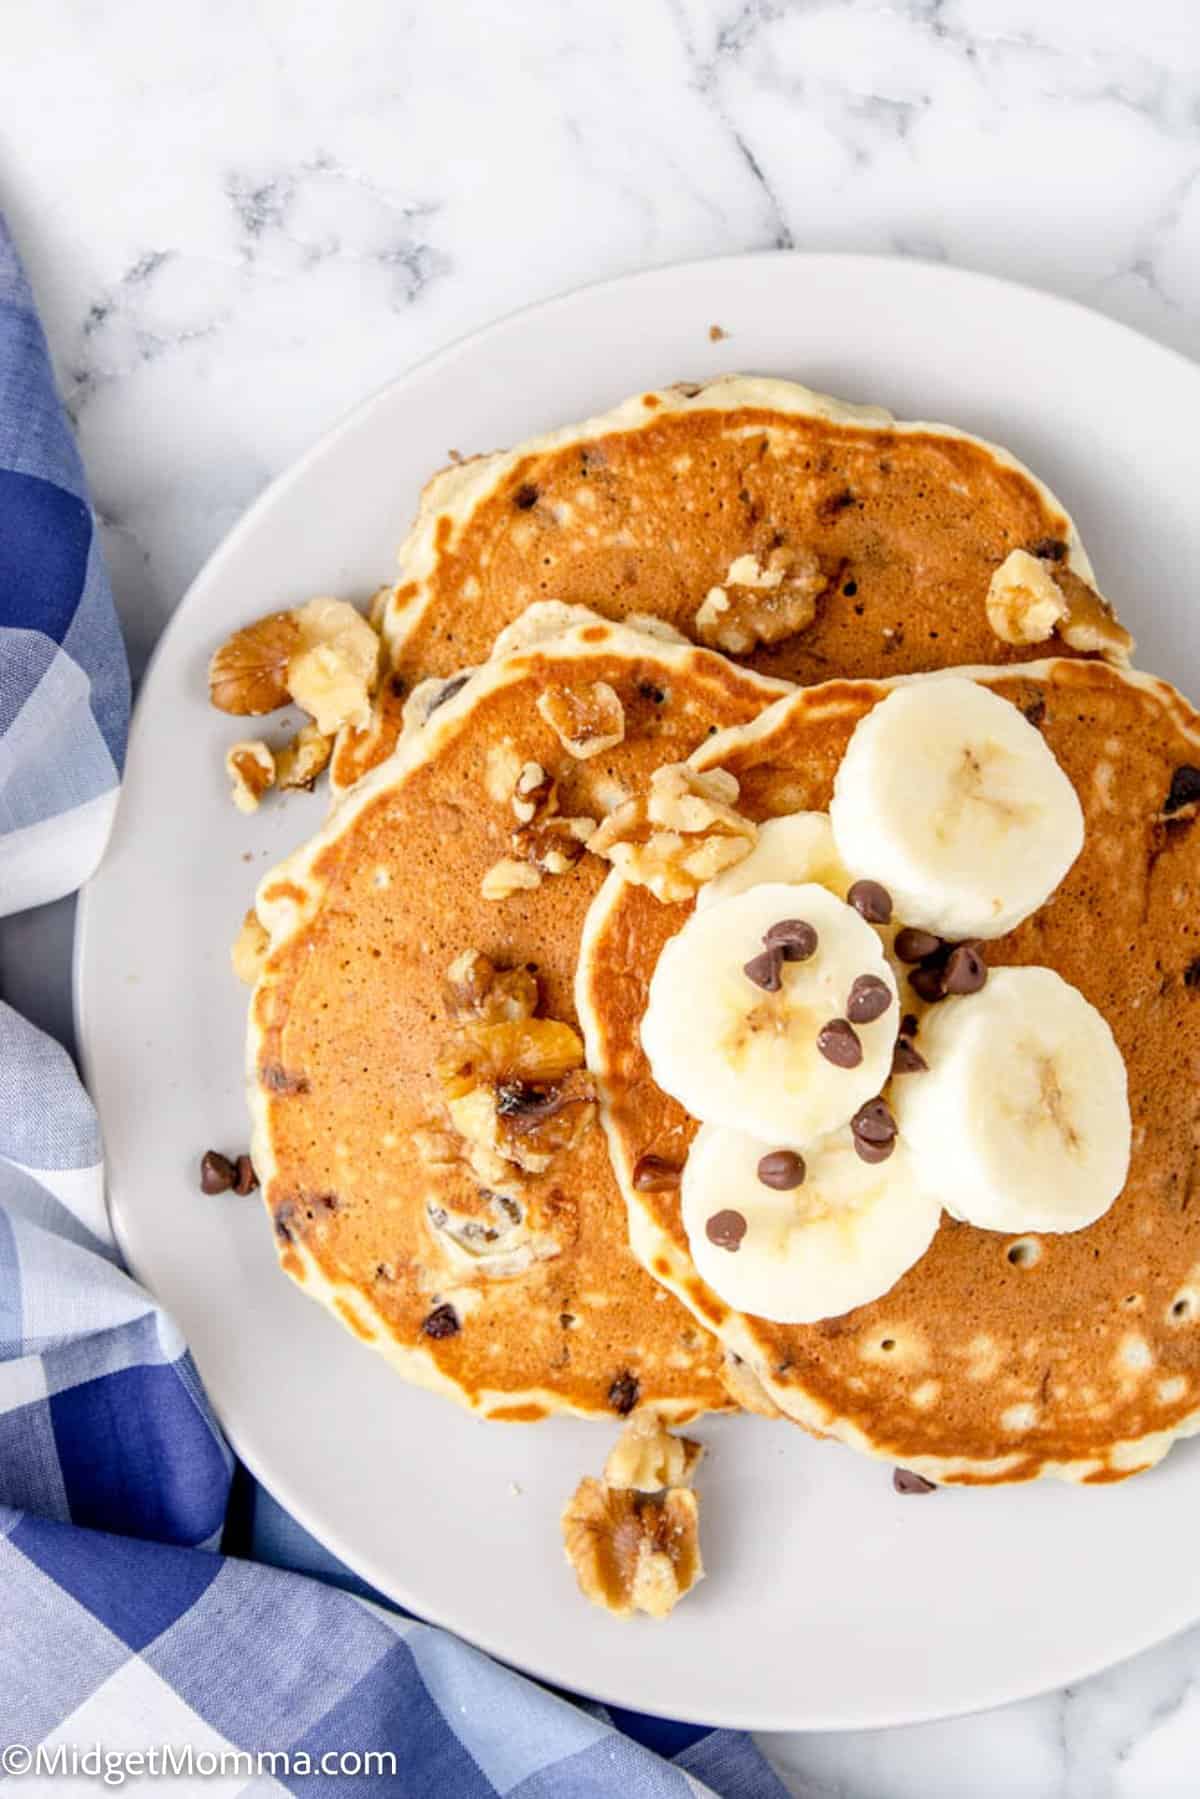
left=275, top=721, right=334, bottom=791
left=210, top=612, right=301, bottom=714
left=695, top=546, right=825, bottom=653
left=209, top=598, right=379, bottom=732
left=562, top=1478, right=703, bottom=1620
left=226, top=741, right=275, bottom=813
left=1055, top=568, right=1135, bottom=661
left=512, top=813, right=597, bottom=876
left=511, top=761, right=556, bottom=824
left=444, top=950, right=539, bottom=1023
left=985, top=549, right=1069, bottom=645
left=589, top=763, right=756, bottom=902
left=485, top=740, right=524, bottom=805
left=286, top=597, right=381, bottom=734
left=604, top=1413, right=704, bottom=1493
left=231, top=909, right=270, bottom=985
left=537, top=681, right=626, bottom=759
left=436, top=1017, right=595, bottom=1177
left=481, top=858, right=543, bottom=901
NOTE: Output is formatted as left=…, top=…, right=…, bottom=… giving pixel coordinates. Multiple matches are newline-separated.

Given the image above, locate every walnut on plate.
left=230, top=909, right=271, bottom=986
left=562, top=1479, right=703, bottom=1620
left=986, top=547, right=1133, bottom=661
left=694, top=546, right=826, bottom=653
left=209, top=596, right=381, bottom=734
left=588, top=762, right=756, bottom=902
left=226, top=741, right=275, bottom=813
left=603, top=1411, right=704, bottom=1493
left=275, top=721, right=334, bottom=791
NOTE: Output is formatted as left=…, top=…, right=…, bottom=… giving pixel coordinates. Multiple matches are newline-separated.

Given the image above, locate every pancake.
left=578, top=658, right=1200, bottom=1482
left=248, top=618, right=789, bottom=1420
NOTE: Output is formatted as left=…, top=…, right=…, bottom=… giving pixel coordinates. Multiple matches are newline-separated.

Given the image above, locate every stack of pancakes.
left=245, top=376, right=1200, bottom=1485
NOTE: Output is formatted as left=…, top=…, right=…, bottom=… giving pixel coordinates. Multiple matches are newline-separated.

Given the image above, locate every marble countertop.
left=5, top=0, right=1200, bottom=1789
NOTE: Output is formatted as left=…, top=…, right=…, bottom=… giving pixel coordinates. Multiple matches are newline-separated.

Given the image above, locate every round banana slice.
left=641, top=881, right=899, bottom=1144
left=696, top=811, right=850, bottom=911
left=894, top=966, right=1131, bottom=1234
left=829, top=676, right=1084, bottom=940
left=681, top=1123, right=942, bottom=1323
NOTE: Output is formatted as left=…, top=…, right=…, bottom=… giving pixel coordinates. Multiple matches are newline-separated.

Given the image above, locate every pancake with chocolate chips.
left=577, top=658, right=1200, bottom=1482
left=247, top=617, right=790, bottom=1419
left=331, top=375, right=1130, bottom=788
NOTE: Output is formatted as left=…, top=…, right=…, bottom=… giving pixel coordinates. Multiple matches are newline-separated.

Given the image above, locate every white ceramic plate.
left=76, top=254, right=1200, bottom=1732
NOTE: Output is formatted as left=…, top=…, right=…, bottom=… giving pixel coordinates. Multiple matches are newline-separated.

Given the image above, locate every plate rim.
left=75, top=249, right=1200, bottom=1733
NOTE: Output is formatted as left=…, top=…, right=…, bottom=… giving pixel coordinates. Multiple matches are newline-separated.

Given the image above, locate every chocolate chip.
left=900, top=1012, right=919, bottom=1038
left=1165, top=766, right=1200, bottom=815
left=943, top=944, right=987, bottom=995
left=609, top=1370, right=640, bottom=1415
left=233, top=1154, right=258, bottom=1195
left=894, top=928, right=943, bottom=963
left=274, top=1201, right=297, bottom=1242
left=816, top=1018, right=862, bottom=1068
left=633, top=1153, right=683, bottom=1192
left=1028, top=537, right=1067, bottom=562
left=847, top=880, right=892, bottom=924
left=422, top=1303, right=461, bottom=1340
left=908, top=963, right=947, bottom=1003
left=388, top=672, right=408, bottom=700
left=706, top=1209, right=748, bottom=1250
left=892, top=1037, right=929, bottom=1075
left=855, top=1134, right=896, bottom=1164
left=200, top=1151, right=236, bottom=1195
left=851, top=1098, right=897, bottom=1144
left=1186, top=958, right=1200, bottom=990
left=743, top=946, right=783, bottom=991
left=893, top=1467, right=936, bottom=1495
left=757, top=1150, right=806, bottom=1190
left=764, top=918, right=818, bottom=961
left=637, top=681, right=667, bottom=704
left=843, top=579, right=858, bottom=597
left=513, top=482, right=539, bottom=510
left=1022, top=696, right=1047, bottom=729
left=846, top=973, right=893, bottom=1024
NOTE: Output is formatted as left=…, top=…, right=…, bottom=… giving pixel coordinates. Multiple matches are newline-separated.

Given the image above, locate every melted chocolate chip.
left=637, top=681, right=667, bottom=704
left=274, top=1202, right=297, bottom=1242
left=743, top=946, right=783, bottom=992
left=892, top=1037, right=929, bottom=1075
left=894, top=928, right=943, bottom=964
left=893, top=1467, right=937, bottom=1495
left=1186, top=958, right=1200, bottom=991
left=943, top=944, right=987, bottom=995
left=764, top=918, right=819, bottom=961
left=608, top=1370, right=640, bottom=1415
left=422, top=1303, right=461, bottom=1340
left=846, top=973, right=893, bottom=1024
left=200, top=1151, right=236, bottom=1195
left=816, top=1018, right=862, bottom=1068
left=847, top=880, right=893, bottom=924
left=1028, top=537, right=1067, bottom=562
left=1165, top=766, right=1200, bottom=815
left=706, top=1209, right=748, bottom=1250
left=513, top=482, right=539, bottom=510
left=261, top=1063, right=310, bottom=1096
left=851, top=1098, right=897, bottom=1144
left=233, top=1154, right=258, bottom=1196
left=757, top=1149, right=806, bottom=1190
left=908, top=963, right=947, bottom=1004
left=900, top=1012, right=919, bottom=1039
left=843, top=578, right=858, bottom=597
left=1022, top=696, right=1047, bottom=729
left=633, top=1153, right=683, bottom=1192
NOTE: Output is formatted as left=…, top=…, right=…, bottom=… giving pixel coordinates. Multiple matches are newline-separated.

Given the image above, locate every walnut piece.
left=275, top=721, right=334, bottom=791
left=604, top=1413, right=704, bottom=1493
left=511, top=761, right=555, bottom=824
left=436, top=1017, right=594, bottom=1177
left=512, top=814, right=596, bottom=876
left=444, top=950, right=539, bottom=1023
left=537, top=681, right=626, bottom=759
left=481, top=858, right=543, bottom=901
left=231, top=909, right=270, bottom=985
left=562, top=1478, right=703, bottom=1620
left=589, top=763, right=756, bottom=902
left=286, top=597, right=381, bottom=734
left=695, top=546, right=825, bottom=653
left=210, top=612, right=301, bottom=715
left=985, top=549, right=1069, bottom=645
left=1055, top=568, right=1135, bottom=660
left=226, top=741, right=275, bottom=813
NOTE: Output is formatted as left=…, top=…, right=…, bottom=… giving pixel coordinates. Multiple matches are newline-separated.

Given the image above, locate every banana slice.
left=681, top=1123, right=942, bottom=1323
left=696, top=811, right=849, bottom=910
left=894, top=966, right=1130, bottom=1234
left=641, top=882, right=899, bottom=1144
left=829, top=677, right=1084, bottom=940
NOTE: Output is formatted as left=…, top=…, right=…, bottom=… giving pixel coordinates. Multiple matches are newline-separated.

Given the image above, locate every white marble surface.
left=5, top=0, right=1200, bottom=1789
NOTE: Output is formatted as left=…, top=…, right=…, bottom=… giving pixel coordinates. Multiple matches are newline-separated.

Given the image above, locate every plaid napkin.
left=0, top=215, right=790, bottom=1797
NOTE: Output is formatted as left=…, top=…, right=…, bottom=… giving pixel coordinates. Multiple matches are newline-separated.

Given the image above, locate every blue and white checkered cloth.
left=0, top=214, right=789, bottom=1796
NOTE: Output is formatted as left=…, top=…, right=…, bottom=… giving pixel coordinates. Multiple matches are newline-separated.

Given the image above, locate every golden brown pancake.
left=248, top=619, right=789, bottom=1420
left=578, top=659, right=1200, bottom=1481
